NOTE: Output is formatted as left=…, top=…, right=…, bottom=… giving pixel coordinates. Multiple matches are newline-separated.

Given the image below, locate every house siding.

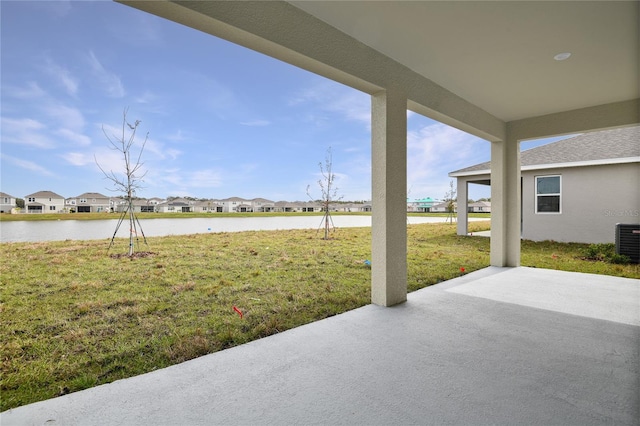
left=522, top=163, right=639, bottom=244
left=0, top=193, right=16, bottom=213
left=25, top=191, right=65, bottom=213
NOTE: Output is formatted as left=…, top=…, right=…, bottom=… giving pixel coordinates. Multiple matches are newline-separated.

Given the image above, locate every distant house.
left=25, top=190, right=65, bottom=213
left=114, top=199, right=161, bottom=213
left=334, top=203, right=371, bottom=212
left=218, top=197, right=248, bottom=212
left=0, top=192, right=16, bottom=213
left=193, top=200, right=224, bottom=213
left=251, top=198, right=275, bottom=212
left=407, top=197, right=437, bottom=212
left=147, top=197, right=165, bottom=206
left=156, top=198, right=194, bottom=213
left=430, top=201, right=457, bottom=213
left=468, top=201, right=491, bottom=213
left=449, top=126, right=640, bottom=244
left=66, top=192, right=112, bottom=213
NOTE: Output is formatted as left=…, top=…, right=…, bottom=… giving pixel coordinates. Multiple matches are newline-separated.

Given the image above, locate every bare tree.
left=96, top=108, right=149, bottom=256
left=444, top=179, right=457, bottom=224
left=307, top=147, right=342, bottom=240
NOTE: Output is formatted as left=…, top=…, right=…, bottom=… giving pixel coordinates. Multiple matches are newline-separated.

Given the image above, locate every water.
left=0, top=215, right=478, bottom=243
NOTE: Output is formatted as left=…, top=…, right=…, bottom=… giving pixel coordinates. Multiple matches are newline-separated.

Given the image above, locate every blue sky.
left=1, top=1, right=564, bottom=202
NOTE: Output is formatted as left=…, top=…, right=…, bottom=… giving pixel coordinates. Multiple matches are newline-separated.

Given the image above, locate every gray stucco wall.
left=522, top=162, right=640, bottom=243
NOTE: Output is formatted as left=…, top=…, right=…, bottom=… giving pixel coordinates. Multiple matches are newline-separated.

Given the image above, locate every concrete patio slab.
left=447, top=267, right=640, bottom=326
left=2, top=267, right=638, bottom=425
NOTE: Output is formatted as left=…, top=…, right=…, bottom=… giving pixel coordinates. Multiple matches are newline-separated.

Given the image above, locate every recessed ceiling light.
left=554, top=52, right=572, bottom=61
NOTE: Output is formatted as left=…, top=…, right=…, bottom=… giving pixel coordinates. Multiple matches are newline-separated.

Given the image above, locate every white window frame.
left=535, top=175, right=562, bottom=214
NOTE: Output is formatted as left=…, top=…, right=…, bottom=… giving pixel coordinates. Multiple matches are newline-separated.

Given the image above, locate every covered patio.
left=3, top=2, right=638, bottom=424
left=116, top=0, right=637, bottom=306
left=3, top=267, right=638, bottom=425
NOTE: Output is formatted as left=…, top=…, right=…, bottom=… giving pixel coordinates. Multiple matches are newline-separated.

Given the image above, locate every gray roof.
left=450, top=126, right=639, bottom=175
left=73, top=192, right=109, bottom=199
left=25, top=190, right=65, bottom=199
left=0, top=192, right=16, bottom=198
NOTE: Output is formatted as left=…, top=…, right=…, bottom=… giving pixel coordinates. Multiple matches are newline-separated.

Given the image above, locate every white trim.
left=523, top=156, right=639, bottom=171
left=449, top=169, right=491, bottom=177
left=449, top=156, right=639, bottom=177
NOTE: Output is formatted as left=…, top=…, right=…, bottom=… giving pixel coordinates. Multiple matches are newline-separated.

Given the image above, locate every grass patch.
left=1, top=220, right=637, bottom=411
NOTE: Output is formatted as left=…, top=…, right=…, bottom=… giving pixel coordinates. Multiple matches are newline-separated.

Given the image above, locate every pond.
left=0, top=215, right=480, bottom=243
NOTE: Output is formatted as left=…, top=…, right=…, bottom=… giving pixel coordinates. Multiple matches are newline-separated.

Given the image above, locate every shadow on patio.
left=2, top=266, right=638, bottom=425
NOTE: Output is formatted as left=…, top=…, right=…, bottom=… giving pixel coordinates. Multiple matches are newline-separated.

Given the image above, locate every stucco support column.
left=490, top=136, right=521, bottom=266
left=371, top=90, right=407, bottom=306
left=456, top=179, right=468, bottom=236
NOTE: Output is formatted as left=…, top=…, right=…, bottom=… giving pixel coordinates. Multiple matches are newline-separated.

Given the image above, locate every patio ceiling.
left=292, top=1, right=639, bottom=124
left=120, top=0, right=639, bottom=141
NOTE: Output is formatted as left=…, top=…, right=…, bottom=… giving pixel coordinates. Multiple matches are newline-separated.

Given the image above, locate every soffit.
left=291, top=1, right=639, bottom=123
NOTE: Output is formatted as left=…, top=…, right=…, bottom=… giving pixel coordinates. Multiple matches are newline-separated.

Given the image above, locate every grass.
left=1, top=220, right=637, bottom=411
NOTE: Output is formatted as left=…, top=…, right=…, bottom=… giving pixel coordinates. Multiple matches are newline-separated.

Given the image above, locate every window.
left=49, top=206, right=56, bottom=211
left=28, top=197, right=35, bottom=202
left=535, top=175, right=561, bottom=213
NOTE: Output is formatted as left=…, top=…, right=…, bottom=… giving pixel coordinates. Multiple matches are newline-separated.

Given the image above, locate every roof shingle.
left=450, top=126, right=639, bottom=175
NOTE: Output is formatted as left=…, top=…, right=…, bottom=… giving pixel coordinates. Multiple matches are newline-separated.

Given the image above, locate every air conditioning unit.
left=615, top=223, right=640, bottom=263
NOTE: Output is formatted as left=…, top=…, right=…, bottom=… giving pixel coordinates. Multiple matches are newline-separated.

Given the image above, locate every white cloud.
left=92, top=147, right=134, bottom=176
left=4, top=82, right=47, bottom=100
left=407, top=122, right=488, bottom=198
left=290, top=80, right=370, bottom=127
left=87, top=51, right=125, bottom=98
left=55, top=128, right=91, bottom=147
left=63, top=152, right=93, bottom=167
left=44, top=104, right=86, bottom=132
left=135, top=90, right=159, bottom=104
left=166, top=130, right=186, bottom=142
left=141, top=137, right=182, bottom=162
left=43, top=57, right=79, bottom=97
left=1, top=153, right=56, bottom=177
left=1, top=117, right=56, bottom=148
left=188, top=170, right=224, bottom=188
left=153, top=168, right=223, bottom=191
left=164, top=148, right=182, bottom=160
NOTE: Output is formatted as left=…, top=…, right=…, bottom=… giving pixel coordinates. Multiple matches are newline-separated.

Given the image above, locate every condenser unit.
left=615, top=223, right=639, bottom=263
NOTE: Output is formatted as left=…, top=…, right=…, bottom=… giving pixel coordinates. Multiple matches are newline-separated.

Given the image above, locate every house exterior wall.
left=522, top=163, right=639, bottom=243
left=26, top=193, right=65, bottom=213
left=78, top=196, right=111, bottom=213
left=1, top=194, right=15, bottom=213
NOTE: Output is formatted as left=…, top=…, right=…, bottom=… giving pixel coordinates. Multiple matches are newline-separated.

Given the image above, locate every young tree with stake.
left=444, top=179, right=457, bottom=224
left=96, top=108, right=149, bottom=256
left=307, top=147, right=342, bottom=240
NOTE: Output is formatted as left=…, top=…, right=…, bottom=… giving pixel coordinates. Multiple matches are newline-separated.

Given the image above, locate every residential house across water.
left=25, top=191, right=65, bottom=214
left=0, top=192, right=16, bottom=213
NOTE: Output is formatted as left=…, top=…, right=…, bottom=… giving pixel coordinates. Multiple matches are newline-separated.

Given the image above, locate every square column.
left=371, top=90, right=407, bottom=306
left=490, top=136, right=521, bottom=266
left=456, top=179, right=468, bottom=236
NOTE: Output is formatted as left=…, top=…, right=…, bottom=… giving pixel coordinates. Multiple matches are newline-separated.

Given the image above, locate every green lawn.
left=1, top=220, right=637, bottom=411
